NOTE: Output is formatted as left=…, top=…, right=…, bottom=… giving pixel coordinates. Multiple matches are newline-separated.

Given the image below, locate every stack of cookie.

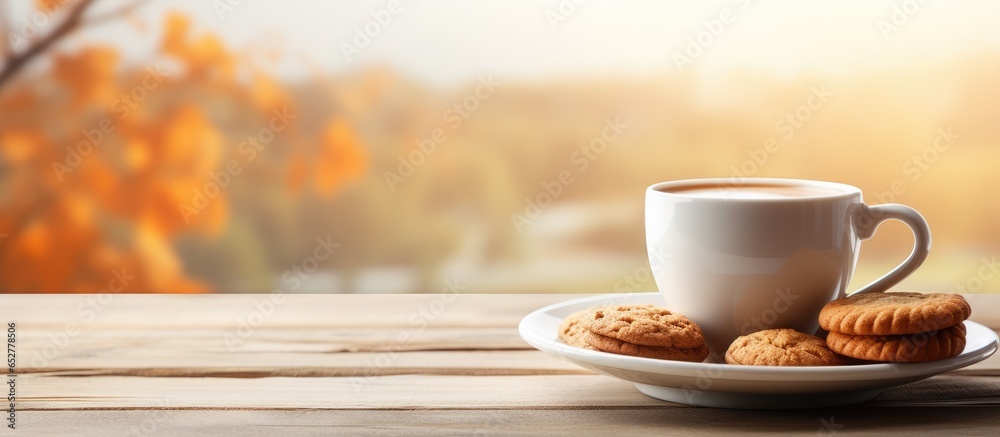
left=558, top=305, right=709, bottom=362
left=819, top=292, right=972, bottom=363
left=557, top=292, right=972, bottom=366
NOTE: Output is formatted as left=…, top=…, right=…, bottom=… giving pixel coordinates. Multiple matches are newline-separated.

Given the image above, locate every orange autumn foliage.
left=314, top=118, right=368, bottom=196
left=34, top=0, right=64, bottom=14
left=53, top=47, right=119, bottom=108
left=111, top=104, right=228, bottom=235
left=286, top=152, right=309, bottom=194
left=162, top=13, right=234, bottom=83
left=0, top=7, right=368, bottom=292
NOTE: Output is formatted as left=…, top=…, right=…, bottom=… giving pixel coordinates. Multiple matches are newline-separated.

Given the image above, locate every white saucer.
left=518, top=293, right=998, bottom=409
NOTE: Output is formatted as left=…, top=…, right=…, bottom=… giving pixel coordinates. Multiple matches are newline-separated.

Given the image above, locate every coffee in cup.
left=645, top=178, right=931, bottom=358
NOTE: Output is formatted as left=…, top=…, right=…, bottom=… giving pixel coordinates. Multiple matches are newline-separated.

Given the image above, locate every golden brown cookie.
left=558, top=309, right=595, bottom=349
left=819, top=292, right=970, bottom=335
left=581, top=330, right=709, bottom=362
left=826, top=323, right=967, bottom=363
left=725, top=329, right=847, bottom=366
left=579, top=305, right=705, bottom=348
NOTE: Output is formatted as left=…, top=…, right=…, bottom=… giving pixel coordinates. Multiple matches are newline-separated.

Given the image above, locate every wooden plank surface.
left=2, top=293, right=1000, bottom=436
left=15, top=408, right=1000, bottom=437
left=15, top=373, right=1000, bottom=410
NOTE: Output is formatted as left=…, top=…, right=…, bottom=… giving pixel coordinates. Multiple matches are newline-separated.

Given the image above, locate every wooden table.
left=4, top=294, right=1000, bottom=436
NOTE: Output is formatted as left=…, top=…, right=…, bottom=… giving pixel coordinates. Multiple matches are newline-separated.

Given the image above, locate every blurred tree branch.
left=0, top=0, right=153, bottom=276
left=0, top=0, right=151, bottom=92
left=84, top=0, right=153, bottom=26
left=0, top=3, right=9, bottom=60
left=0, top=0, right=94, bottom=90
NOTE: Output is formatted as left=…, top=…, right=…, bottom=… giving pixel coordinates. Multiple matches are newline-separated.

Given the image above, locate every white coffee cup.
left=645, top=178, right=931, bottom=359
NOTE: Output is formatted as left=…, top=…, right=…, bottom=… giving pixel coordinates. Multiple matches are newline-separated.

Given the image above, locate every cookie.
left=558, top=309, right=595, bottom=349
left=581, top=330, right=709, bottom=362
left=579, top=305, right=705, bottom=348
left=826, top=323, right=967, bottom=363
left=819, top=292, right=971, bottom=336
left=725, top=329, right=847, bottom=366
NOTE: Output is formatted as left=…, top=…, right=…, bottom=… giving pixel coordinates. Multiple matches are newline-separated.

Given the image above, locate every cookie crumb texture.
left=556, top=304, right=709, bottom=362
left=557, top=309, right=595, bottom=349
left=725, top=329, right=847, bottom=366
left=582, top=305, right=706, bottom=348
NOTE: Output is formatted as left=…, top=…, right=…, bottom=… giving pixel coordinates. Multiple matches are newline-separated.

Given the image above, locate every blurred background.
left=1, top=0, right=998, bottom=293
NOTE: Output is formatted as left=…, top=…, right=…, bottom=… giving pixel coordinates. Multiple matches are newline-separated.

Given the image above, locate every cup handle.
left=850, top=203, right=931, bottom=295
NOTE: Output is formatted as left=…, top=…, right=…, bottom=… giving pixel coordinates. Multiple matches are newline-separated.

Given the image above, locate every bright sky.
left=10, top=0, right=1000, bottom=86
